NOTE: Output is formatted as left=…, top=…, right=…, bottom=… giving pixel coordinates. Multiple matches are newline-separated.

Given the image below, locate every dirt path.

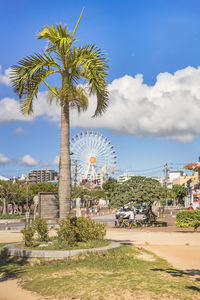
left=106, top=228, right=200, bottom=270
left=0, top=280, right=42, bottom=300
left=1, top=229, right=200, bottom=299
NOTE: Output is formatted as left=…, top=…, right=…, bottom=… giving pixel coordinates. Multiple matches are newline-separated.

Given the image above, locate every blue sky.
left=1, top=0, right=200, bottom=178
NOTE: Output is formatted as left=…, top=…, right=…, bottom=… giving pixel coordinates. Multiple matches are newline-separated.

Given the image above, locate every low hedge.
left=0, top=214, right=23, bottom=219
left=21, top=216, right=106, bottom=248
left=175, top=210, right=200, bottom=231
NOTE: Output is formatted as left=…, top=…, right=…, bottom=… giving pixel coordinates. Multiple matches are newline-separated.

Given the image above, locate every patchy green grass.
left=0, top=244, right=200, bottom=299
left=17, top=239, right=109, bottom=250
left=0, top=214, right=23, bottom=219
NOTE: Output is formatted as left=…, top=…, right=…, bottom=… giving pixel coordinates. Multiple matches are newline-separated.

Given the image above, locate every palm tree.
left=10, top=11, right=109, bottom=218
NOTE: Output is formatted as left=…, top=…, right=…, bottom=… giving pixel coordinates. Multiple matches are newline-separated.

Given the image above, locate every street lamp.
left=25, top=178, right=30, bottom=228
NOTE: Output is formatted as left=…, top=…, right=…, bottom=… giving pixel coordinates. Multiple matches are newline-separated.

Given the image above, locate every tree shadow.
left=0, top=252, right=29, bottom=282
left=110, top=239, right=133, bottom=245
left=187, top=286, right=200, bottom=292
left=151, top=267, right=200, bottom=284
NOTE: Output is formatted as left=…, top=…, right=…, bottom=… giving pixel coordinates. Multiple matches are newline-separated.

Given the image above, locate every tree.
left=0, top=181, right=26, bottom=214
left=108, top=176, right=168, bottom=221
left=10, top=10, right=109, bottom=218
left=102, top=177, right=118, bottom=201
left=171, top=184, right=186, bottom=205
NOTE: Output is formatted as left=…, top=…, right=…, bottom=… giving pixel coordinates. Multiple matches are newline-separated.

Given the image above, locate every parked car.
left=115, top=207, right=133, bottom=219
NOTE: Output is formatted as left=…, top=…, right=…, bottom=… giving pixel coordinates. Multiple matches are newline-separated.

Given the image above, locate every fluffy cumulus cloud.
left=19, top=154, right=39, bottom=166
left=0, top=153, right=10, bottom=165
left=0, top=92, right=60, bottom=124
left=70, top=66, right=200, bottom=142
left=0, top=65, right=11, bottom=85
left=0, top=97, right=33, bottom=123
left=1, top=65, right=200, bottom=142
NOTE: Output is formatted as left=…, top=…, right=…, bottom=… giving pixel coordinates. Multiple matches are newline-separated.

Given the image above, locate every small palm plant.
left=10, top=10, right=109, bottom=218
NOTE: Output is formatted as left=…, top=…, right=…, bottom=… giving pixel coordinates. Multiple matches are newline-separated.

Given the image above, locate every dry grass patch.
left=1, top=245, right=200, bottom=299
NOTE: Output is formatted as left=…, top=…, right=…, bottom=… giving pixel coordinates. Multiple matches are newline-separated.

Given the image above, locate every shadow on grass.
left=110, top=239, right=133, bottom=245
left=151, top=267, right=200, bottom=285
left=187, top=286, right=200, bottom=292
left=0, top=251, right=29, bottom=282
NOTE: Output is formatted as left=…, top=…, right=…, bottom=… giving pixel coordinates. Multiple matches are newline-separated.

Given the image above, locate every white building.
left=117, top=172, right=134, bottom=184
left=0, top=175, right=9, bottom=181
left=80, top=170, right=108, bottom=187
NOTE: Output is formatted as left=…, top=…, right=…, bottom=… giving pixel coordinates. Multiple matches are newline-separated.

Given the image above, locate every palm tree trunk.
left=2, top=198, right=7, bottom=215
left=59, top=100, right=71, bottom=218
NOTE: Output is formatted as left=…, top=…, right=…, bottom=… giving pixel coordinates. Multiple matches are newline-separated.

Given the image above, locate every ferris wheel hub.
left=90, top=156, right=96, bottom=164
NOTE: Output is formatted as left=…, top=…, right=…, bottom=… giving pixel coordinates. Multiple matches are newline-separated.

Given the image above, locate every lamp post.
left=25, top=178, right=30, bottom=229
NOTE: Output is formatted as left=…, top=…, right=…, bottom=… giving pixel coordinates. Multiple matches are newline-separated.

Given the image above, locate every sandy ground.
left=0, top=280, right=42, bottom=300
left=106, top=228, right=200, bottom=270
left=1, top=228, right=200, bottom=299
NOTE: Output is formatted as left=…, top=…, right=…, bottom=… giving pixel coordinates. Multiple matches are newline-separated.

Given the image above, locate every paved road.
left=0, top=214, right=116, bottom=230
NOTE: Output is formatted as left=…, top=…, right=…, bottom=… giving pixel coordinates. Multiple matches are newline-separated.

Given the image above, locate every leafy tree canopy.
left=108, top=176, right=167, bottom=208
left=171, top=184, right=186, bottom=204
left=102, top=177, right=118, bottom=199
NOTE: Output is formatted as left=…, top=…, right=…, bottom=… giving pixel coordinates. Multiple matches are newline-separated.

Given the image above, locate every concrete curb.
left=3, top=241, right=121, bottom=258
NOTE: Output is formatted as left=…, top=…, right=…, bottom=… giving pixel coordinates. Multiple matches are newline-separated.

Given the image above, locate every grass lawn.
left=0, top=214, right=23, bottom=219
left=0, top=243, right=200, bottom=299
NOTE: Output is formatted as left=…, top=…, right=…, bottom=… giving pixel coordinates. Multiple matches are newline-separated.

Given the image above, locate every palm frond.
left=68, top=45, right=109, bottom=116
left=19, top=69, right=59, bottom=114
left=69, top=85, right=88, bottom=113
left=38, top=24, right=74, bottom=65
left=10, top=52, right=61, bottom=114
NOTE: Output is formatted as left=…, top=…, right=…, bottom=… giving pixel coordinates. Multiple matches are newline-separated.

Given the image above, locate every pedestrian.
left=187, top=204, right=194, bottom=210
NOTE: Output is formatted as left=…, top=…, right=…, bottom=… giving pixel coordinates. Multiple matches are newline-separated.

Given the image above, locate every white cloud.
left=12, top=127, right=26, bottom=135
left=0, top=153, right=10, bottom=165
left=51, top=155, right=59, bottom=166
left=0, top=97, right=33, bottom=123
left=2, top=65, right=200, bottom=142
left=70, top=66, right=200, bottom=142
left=19, top=154, right=39, bottom=166
left=0, top=65, right=11, bottom=85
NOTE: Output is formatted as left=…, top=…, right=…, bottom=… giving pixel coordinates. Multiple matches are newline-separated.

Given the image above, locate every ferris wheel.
left=70, top=131, right=117, bottom=185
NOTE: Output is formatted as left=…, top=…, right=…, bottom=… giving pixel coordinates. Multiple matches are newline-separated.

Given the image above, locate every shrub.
left=21, top=224, right=35, bottom=247
left=76, top=217, right=106, bottom=242
left=34, top=218, right=49, bottom=242
left=176, top=210, right=200, bottom=231
left=56, top=216, right=106, bottom=246
left=56, top=217, right=77, bottom=246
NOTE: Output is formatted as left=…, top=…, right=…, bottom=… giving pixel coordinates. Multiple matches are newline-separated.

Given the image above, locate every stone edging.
left=3, top=241, right=121, bottom=258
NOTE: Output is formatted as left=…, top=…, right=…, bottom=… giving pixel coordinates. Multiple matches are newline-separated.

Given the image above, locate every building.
left=28, top=169, right=58, bottom=183
left=184, top=159, right=200, bottom=209
left=117, top=172, right=134, bottom=184
left=80, top=171, right=108, bottom=187
left=0, top=175, right=9, bottom=181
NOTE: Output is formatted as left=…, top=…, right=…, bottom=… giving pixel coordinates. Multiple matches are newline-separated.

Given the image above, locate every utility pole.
left=163, top=163, right=169, bottom=187
left=72, top=159, right=80, bottom=187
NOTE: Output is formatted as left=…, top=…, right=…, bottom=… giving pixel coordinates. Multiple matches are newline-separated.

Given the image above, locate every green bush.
left=76, top=217, right=106, bottom=242
left=21, top=224, right=35, bottom=247
left=176, top=210, right=200, bottom=231
left=34, top=218, right=49, bottom=242
left=56, top=217, right=77, bottom=246
left=56, top=216, right=106, bottom=246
